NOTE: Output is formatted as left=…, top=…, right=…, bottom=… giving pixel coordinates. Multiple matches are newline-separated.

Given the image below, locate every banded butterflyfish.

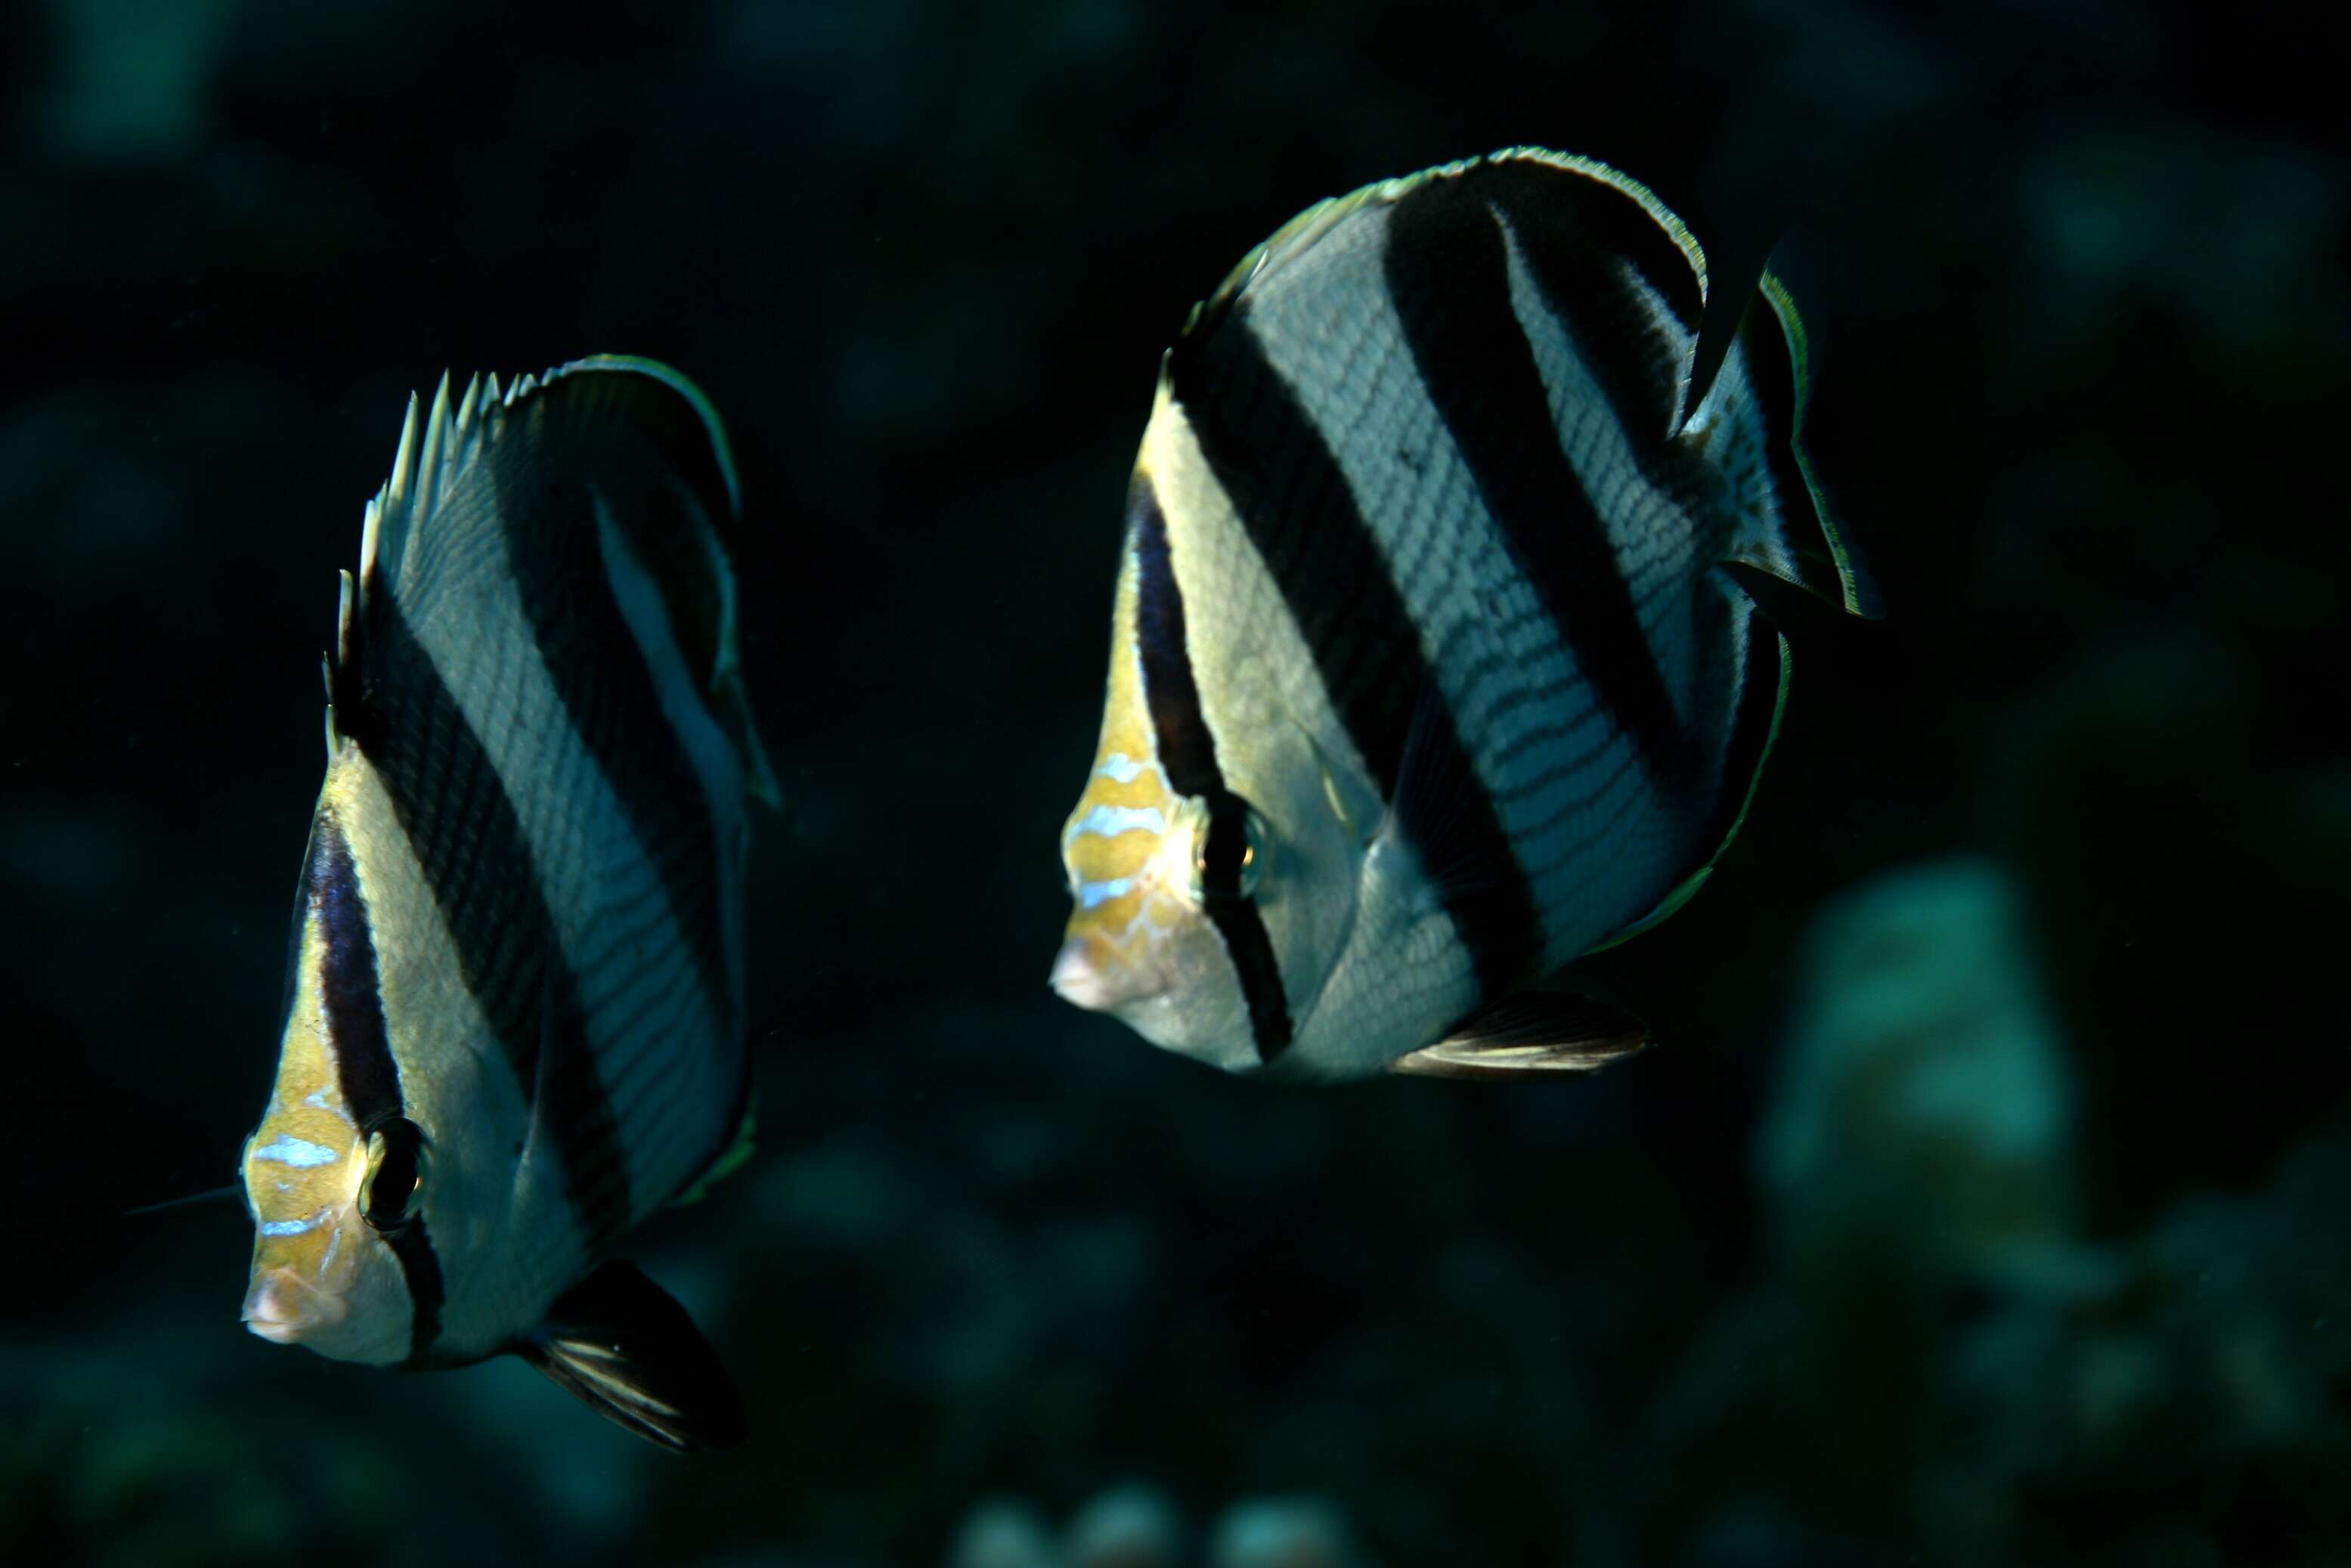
left=238, top=358, right=778, bottom=1452
left=1051, top=148, right=1879, bottom=1082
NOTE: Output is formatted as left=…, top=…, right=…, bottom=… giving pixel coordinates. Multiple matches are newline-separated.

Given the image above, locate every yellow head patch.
left=1055, top=546, right=1203, bottom=1001
left=240, top=912, right=369, bottom=1336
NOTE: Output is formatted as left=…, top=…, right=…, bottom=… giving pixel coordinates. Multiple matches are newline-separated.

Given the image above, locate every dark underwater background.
left=5, top=1, right=2346, bottom=1563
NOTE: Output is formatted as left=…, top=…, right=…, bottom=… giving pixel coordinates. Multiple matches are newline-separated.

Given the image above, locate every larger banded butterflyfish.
left=1050, top=148, right=1879, bottom=1082
left=238, top=358, right=779, bottom=1452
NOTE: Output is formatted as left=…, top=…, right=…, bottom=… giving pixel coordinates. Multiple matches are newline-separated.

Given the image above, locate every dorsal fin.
left=1196, top=149, right=1872, bottom=628
left=329, top=357, right=777, bottom=804
left=1178, top=146, right=1707, bottom=364
left=355, top=358, right=742, bottom=610
left=1687, top=277, right=1883, bottom=619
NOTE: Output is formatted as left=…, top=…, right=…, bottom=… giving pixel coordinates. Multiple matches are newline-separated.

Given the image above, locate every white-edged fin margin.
left=593, top=492, right=753, bottom=1024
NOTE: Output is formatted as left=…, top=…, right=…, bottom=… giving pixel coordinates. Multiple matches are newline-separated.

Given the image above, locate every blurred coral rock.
left=949, top=1499, right=1063, bottom=1568
left=947, top=1488, right=1355, bottom=1568
left=1205, top=1498, right=1358, bottom=1568
left=1064, top=1483, right=1182, bottom=1568
left=1758, top=858, right=2103, bottom=1296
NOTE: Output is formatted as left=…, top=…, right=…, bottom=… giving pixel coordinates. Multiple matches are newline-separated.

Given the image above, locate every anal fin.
left=1391, top=992, right=1649, bottom=1079
left=518, top=1260, right=746, bottom=1454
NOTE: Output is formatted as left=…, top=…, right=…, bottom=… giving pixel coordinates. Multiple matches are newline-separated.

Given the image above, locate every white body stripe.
left=1496, top=222, right=1711, bottom=727
left=1141, top=396, right=1479, bottom=1078
left=332, top=744, right=584, bottom=1359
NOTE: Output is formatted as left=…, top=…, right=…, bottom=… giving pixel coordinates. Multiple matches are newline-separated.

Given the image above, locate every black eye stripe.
left=1196, top=791, right=1257, bottom=902
left=361, top=1116, right=426, bottom=1232
left=309, top=817, right=444, bottom=1359
left=1132, top=478, right=1295, bottom=1060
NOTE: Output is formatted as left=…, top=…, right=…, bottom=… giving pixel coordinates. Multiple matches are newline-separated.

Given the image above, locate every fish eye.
left=1191, top=791, right=1268, bottom=904
left=360, top=1117, right=428, bottom=1233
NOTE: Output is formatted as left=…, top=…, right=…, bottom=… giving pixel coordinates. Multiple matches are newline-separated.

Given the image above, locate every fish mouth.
left=1049, top=938, right=1110, bottom=1009
left=242, top=1266, right=347, bottom=1345
left=1050, top=937, right=1166, bottom=1012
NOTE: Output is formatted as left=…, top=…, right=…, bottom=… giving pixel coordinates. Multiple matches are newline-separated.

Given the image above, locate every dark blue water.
left=4, top=2, right=2345, bottom=1564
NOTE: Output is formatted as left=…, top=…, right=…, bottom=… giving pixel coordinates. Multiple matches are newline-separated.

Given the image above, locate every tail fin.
left=1686, top=274, right=1883, bottom=620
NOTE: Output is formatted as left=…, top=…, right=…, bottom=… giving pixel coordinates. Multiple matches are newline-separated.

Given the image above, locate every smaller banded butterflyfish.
left=1051, top=148, right=1879, bottom=1081
left=238, top=358, right=778, bottom=1452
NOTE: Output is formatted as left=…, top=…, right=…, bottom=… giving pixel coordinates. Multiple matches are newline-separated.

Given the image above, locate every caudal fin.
left=1685, top=274, right=1883, bottom=621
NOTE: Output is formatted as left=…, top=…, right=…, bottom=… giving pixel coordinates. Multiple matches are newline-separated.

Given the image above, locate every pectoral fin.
left=1391, top=992, right=1649, bottom=1079
left=518, top=1260, right=745, bottom=1455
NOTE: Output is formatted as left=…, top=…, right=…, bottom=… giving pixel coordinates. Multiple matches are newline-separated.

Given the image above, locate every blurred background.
left=3, top=1, right=2345, bottom=1564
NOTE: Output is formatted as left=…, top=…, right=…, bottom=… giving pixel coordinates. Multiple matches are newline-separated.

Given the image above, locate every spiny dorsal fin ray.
left=1392, top=991, right=1650, bottom=1079
left=415, top=371, right=452, bottom=507
left=517, top=1260, right=745, bottom=1455
left=327, top=569, right=361, bottom=739
left=336, top=356, right=776, bottom=804
left=358, top=358, right=740, bottom=606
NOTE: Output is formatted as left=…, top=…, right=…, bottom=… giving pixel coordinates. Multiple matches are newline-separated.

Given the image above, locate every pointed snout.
left=1049, top=933, right=1173, bottom=1015
left=1049, top=937, right=1119, bottom=1011
left=242, top=1266, right=346, bottom=1346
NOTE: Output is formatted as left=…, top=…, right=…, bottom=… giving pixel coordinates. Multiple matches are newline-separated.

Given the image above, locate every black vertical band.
left=308, top=816, right=444, bottom=1362
left=1477, top=160, right=1700, bottom=431
left=1129, top=479, right=1296, bottom=1058
left=314, top=819, right=399, bottom=1123
left=351, top=601, right=634, bottom=1254
left=1383, top=177, right=1701, bottom=810
left=1170, top=311, right=1544, bottom=1000
left=495, top=469, right=733, bottom=1038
